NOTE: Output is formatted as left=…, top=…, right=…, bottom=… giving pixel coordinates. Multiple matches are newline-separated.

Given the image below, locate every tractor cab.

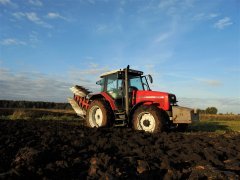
left=97, top=69, right=151, bottom=98
left=96, top=68, right=152, bottom=110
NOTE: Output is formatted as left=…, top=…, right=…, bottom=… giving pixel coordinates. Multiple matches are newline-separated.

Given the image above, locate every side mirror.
left=148, top=75, right=153, bottom=83
left=96, top=79, right=103, bottom=85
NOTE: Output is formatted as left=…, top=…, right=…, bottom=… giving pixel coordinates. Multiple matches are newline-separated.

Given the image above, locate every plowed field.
left=0, top=120, right=239, bottom=179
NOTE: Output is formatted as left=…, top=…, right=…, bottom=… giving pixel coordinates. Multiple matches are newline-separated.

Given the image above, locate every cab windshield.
left=129, top=75, right=150, bottom=91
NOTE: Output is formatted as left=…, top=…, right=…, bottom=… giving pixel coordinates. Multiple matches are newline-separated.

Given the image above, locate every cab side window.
left=96, top=78, right=105, bottom=92
left=106, top=74, right=123, bottom=99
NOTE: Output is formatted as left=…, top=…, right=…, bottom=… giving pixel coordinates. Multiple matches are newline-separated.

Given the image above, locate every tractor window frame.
left=141, top=76, right=151, bottom=90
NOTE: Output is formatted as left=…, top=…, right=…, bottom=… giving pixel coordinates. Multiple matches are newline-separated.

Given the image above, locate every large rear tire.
left=86, top=100, right=113, bottom=128
left=132, top=105, right=167, bottom=133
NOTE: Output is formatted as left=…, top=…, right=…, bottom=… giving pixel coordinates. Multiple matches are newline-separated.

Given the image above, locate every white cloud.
left=12, top=12, right=53, bottom=28
left=157, top=0, right=195, bottom=16
left=12, top=12, right=25, bottom=19
left=67, top=63, right=111, bottom=92
left=28, top=0, right=42, bottom=6
left=0, top=68, right=72, bottom=102
left=214, top=17, right=233, bottom=29
left=47, top=12, right=60, bottom=19
left=0, top=38, right=26, bottom=46
left=209, top=13, right=219, bottom=18
left=69, top=65, right=109, bottom=77
left=87, top=0, right=95, bottom=4
left=89, top=62, right=98, bottom=68
left=193, top=13, right=219, bottom=21
left=96, top=24, right=108, bottom=32
left=79, top=0, right=95, bottom=4
left=158, top=0, right=177, bottom=9
left=46, top=12, right=67, bottom=20
left=199, top=79, right=222, bottom=87
left=0, top=62, right=110, bottom=101
left=193, top=13, right=205, bottom=21
left=95, top=24, right=122, bottom=33
left=0, top=0, right=12, bottom=5
left=0, top=0, right=9, bottom=4
left=25, top=12, right=40, bottom=22
left=155, top=32, right=171, bottom=43
left=0, top=0, right=17, bottom=7
left=165, top=72, right=223, bottom=87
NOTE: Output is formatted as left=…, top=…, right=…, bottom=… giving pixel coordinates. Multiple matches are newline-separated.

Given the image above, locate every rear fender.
left=89, top=92, right=117, bottom=111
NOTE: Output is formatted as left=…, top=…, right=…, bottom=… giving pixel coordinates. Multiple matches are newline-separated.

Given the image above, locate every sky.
left=0, top=0, right=239, bottom=114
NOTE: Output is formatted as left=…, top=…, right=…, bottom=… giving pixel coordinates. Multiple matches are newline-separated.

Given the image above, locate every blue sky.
left=0, top=0, right=239, bottom=113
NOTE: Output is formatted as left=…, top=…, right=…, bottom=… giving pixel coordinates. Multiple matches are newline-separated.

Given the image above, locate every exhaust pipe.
left=125, top=65, right=130, bottom=118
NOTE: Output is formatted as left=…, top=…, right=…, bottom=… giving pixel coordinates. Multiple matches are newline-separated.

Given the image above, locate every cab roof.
left=100, top=68, right=143, bottom=78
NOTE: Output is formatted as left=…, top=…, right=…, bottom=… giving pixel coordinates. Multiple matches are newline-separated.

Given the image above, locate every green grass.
left=189, top=114, right=240, bottom=132
left=189, top=119, right=240, bottom=132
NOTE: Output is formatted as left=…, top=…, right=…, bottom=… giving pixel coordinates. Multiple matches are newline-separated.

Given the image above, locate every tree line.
left=197, top=107, right=218, bottom=114
left=0, top=100, right=71, bottom=109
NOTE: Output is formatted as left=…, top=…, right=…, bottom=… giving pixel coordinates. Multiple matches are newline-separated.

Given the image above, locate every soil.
left=0, top=120, right=239, bottom=179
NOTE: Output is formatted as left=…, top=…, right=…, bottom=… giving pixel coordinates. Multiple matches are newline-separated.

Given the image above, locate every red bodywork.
left=132, top=90, right=171, bottom=111
left=73, top=90, right=171, bottom=112
left=73, top=94, right=90, bottom=110
left=73, top=92, right=117, bottom=111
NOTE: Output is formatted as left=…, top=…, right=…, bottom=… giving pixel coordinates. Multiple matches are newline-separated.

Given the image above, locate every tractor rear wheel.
left=86, top=100, right=112, bottom=128
left=133, top=105, right=167, bottom=133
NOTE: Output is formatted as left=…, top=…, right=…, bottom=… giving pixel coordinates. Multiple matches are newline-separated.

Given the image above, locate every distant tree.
left=205, top=107, right=218, bottom=114
left=19, top=101, right=25, bottom=108
left=196, top=109, right=206, bottom=114
left=0, top=100, right=70, bottom=109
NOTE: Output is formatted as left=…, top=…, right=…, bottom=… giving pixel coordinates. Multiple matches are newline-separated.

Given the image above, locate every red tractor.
left=68, top=65, right=199, bottom=133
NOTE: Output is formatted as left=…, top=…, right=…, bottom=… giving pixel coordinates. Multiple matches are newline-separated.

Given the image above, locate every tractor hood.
left=133, top=90, right=176, bottom=111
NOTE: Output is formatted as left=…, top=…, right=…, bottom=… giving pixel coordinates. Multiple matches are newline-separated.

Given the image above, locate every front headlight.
left=169, top=94, right=177, bottom=105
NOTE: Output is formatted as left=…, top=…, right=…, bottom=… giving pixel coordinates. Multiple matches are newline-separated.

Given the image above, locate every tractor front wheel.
left=133, top=105, right=167, bottom=133
left=86, top=100, right=112, bottom=128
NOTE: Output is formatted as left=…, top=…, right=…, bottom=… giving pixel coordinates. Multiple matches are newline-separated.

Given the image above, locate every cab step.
left=114, top=111, right=127, bottom=126
left=114, top=120, right=127, bottom=127
left=114, top=111, right=126, bottom=120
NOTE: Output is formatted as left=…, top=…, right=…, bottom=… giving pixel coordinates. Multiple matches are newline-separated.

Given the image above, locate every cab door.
left=105, top=73, right=124, bottom=110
